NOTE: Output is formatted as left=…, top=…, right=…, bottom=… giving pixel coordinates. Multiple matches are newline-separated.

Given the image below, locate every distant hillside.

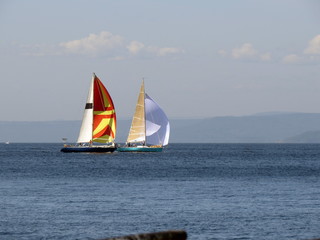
left=0, top=121, right=81, bottom=143
left=283, top=130, right=320, bottom=143
left=1, top=113, right=320, bottom=143
left=0, top=120, right=131, bottom=143
left=170, top=113, right=320, bottom=143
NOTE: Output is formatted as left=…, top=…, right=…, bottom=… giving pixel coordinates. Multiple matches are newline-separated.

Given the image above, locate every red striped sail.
left=92, top=75, right=116, bottom=143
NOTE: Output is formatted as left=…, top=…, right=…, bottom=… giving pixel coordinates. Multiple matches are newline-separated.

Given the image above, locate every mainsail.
left=77, top=77, right=94, bottom=143
left=126, top=81, right=146, bottom=143
left=77, top=74, right=116, bottom=144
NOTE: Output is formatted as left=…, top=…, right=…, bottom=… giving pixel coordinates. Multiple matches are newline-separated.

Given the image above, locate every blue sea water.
left=0, top=143, right=320, bottom=240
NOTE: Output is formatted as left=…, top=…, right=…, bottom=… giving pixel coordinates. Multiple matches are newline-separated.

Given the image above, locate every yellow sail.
left=126, top=81, right=145, bottom=143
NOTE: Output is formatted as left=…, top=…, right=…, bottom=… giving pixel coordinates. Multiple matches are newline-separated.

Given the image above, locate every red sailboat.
left=61, top=73, right=116, bottom=153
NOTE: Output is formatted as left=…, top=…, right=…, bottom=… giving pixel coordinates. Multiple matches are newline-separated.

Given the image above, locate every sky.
left=1, top=0, right=320, bottom=121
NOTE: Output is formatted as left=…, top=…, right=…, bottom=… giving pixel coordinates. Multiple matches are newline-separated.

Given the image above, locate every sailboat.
left=117, top=80, right=170, bottom=152
left=61, top=73, right=117, bottom=153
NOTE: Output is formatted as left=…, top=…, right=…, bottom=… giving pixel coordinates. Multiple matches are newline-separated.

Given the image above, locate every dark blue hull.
left=61, top=146, right=116, bottom=153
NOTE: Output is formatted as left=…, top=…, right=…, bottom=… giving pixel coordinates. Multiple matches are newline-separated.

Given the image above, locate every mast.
left=143, top=79, right=146, bottom=146
left=91, top=72, right=95, bottom=146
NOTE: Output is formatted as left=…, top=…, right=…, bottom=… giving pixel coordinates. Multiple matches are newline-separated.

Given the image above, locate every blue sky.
left=1, top=0, right=320, bottom=121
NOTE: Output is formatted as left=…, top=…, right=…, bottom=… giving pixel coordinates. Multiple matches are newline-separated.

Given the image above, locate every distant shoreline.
left=2, top=113, right=320, bottom=143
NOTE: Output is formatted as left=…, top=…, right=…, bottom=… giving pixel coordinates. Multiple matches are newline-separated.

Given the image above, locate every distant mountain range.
left=2, top=112, right=320, bottom=143
left=170, top=113, right=320, bottom=143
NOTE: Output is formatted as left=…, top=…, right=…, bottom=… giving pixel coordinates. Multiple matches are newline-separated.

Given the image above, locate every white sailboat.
left=117, top=80, right=170, bottom=152
left=61, top=73, right=117, bottom=153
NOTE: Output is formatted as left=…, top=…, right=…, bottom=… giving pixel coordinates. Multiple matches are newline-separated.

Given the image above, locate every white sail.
left=126, top=81, right=146, bottom=143
left=145, top=93, right=170, bottom=146
left=77, top=76, right=94, bottom=143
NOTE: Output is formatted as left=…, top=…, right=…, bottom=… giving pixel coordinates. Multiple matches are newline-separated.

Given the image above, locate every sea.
left=0, top=143, right=320, bottom=240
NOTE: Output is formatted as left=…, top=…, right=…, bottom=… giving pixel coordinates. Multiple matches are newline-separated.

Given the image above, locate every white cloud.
left=59, top=31, right=183, bottom=58
left=282, top=54, right=300, bottom=64
left=219, top=35, right=320, bottom=64
left=127, top=41, right=145, bottom=55
left=59, top=31, right=124, bottom=56
left=304, top=35, right=320, bottom=55
left=281, top=35, right=320, bottom=64
left=127, top=42, right=184, bottom=57
left=232, top=43, right=257, bottom=59
left=20, top=31, right=184, bottom=59
left=149, top=47, right=184, bottom=56
left=219, top=47, right=270, bottom=62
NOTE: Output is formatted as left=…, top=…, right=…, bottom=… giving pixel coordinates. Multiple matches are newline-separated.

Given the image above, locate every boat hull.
left=117, top=147, right=163, bottom=152
left=61, top=146, right=116, bottom=153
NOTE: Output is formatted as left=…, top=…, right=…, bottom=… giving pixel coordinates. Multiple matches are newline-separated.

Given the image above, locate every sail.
left=126, top=81, right=146, bottom=143
left=77, top=77, right=94, bottom=143
left=145, top=93, right=170, bottom=146
left=92, top=75, right=116, bottom=143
